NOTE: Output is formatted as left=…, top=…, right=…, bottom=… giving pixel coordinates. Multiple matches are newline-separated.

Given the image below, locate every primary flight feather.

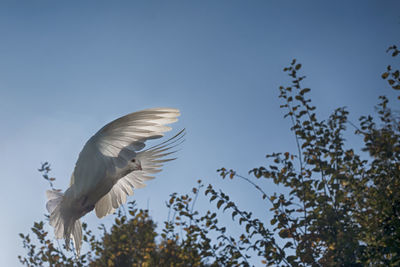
left=46, top=108, right=184, bottom=255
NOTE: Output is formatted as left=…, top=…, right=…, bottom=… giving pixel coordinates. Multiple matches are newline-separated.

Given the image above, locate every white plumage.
left=46, top=108, right=184, bottom=255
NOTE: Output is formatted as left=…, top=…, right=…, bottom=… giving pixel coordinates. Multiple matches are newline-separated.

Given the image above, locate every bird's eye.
left=131, top=159, right=136, bottom=163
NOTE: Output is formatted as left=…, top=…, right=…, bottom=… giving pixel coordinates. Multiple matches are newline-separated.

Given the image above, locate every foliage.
left=212, top=56, right=399, bottom=265
left=19, top=46, right=400, bottom=266
left=19, top=166, right=204, bottom=267
left=381, top=45, right=400, bottom=97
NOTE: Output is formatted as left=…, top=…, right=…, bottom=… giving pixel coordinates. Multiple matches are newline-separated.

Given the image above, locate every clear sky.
left=0, top=1, right=399, bottom=266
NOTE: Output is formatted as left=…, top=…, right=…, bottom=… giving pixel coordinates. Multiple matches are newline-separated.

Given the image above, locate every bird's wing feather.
left=70, top=108, right=181, bottom=199
left=94, top=129, right=185, bottom=218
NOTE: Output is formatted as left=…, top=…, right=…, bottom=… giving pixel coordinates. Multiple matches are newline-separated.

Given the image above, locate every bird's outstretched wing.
left=70, top=108, right=182, bottom=213
left=94, top=129, right=185, bottom=218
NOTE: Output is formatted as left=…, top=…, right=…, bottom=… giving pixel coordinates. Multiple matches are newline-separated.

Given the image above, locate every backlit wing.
left=70, top=108, right=181, bottom=201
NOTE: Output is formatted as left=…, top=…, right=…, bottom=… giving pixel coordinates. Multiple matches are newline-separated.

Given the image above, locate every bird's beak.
left=138, top=164, right=142, bottom=171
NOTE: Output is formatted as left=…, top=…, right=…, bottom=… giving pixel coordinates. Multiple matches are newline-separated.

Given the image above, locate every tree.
left=19, top=46, right=400, bottom=266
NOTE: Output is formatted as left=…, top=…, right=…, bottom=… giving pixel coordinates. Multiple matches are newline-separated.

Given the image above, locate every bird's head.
left=130, top=158, right=142, bottom=171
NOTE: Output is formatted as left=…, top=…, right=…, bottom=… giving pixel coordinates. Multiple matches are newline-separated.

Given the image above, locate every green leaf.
left=381, top=72, right=389, bottom=79
left=300, top=88, right=311, bottom=95
left=284, top=241, right=293, bottom=248
left=232, top=211, right=238, bottom=220
left=279, top=228, right=290, bottom=238
left=224, top=202, right=233, bottom=211
left=217, top=200, right=224, bottom=209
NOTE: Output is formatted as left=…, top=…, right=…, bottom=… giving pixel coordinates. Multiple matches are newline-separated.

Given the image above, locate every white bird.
left=46, top=108, right=184, bottom=256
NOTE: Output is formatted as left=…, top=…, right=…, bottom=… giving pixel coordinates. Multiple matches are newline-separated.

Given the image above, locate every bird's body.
left=46, top=108, right=183, bottom=255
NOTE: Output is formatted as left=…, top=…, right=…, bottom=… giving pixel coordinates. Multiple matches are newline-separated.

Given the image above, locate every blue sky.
left=0, top=1, right=399, bottom=266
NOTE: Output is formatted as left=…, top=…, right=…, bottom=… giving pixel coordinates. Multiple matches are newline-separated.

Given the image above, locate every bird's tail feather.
left=46, top=190, right=82, bottom=256
left=46, top=190, right=64, bottom=239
